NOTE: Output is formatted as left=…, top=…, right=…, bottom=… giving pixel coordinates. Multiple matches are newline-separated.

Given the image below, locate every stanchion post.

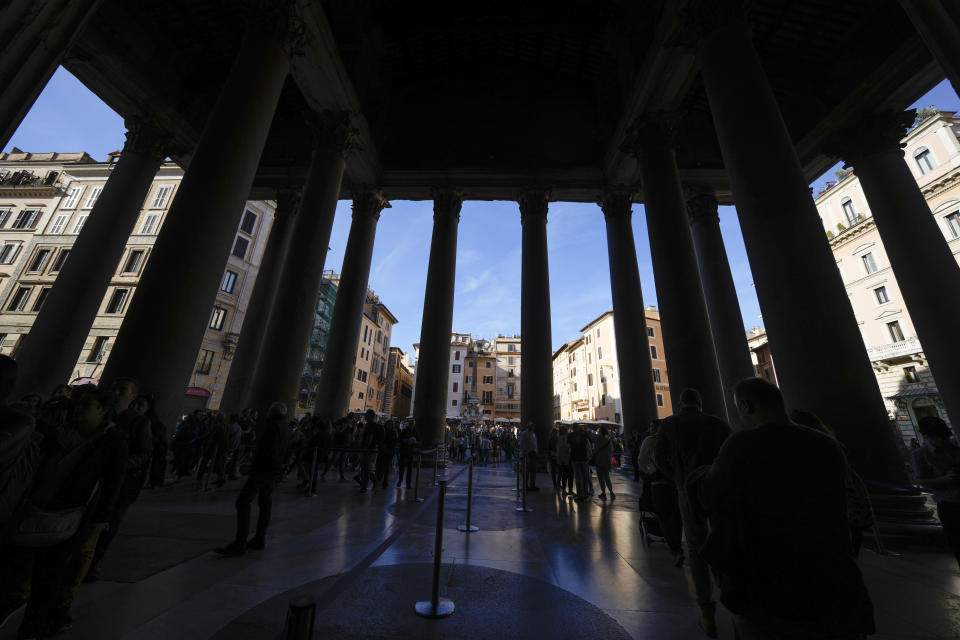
left=306, top=447, right=319, bottom=497
left=433, top=449, right=440, bottom=486
left=285, top=597, right=316, bottom=639
left=415, top=480, right=455, bottom=618
left=513, top=454, right=520, bottom=492
left=458, top=457, right=478, bottom=533
left=200, top=445, right=218, bottom=493
left=408, top=452, right=424, bottom=503
left=516, top=456, right=532, bottom=513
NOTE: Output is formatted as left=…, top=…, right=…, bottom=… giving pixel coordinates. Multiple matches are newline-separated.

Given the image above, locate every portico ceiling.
left=63, top=0, right=942, bottom=203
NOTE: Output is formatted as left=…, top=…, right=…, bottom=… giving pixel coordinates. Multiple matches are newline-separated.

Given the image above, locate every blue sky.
left=7, top=69, right=960, bottom=356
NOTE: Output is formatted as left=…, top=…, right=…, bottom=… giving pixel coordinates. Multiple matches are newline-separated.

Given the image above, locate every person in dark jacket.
left=143, top=395, right=167, bottom=488
left=396, top=421, right=419, bottom=489
left=703, top=377, right=874, bottom=638
left=654, top=388, right=731, bottom=638
left=85, top=377, right=152, bottom=581
left=357, top=410, right=383, bottom=493
left=215, top=402, right=292, bottom=556
left=376, top=420, right=398, bottom=489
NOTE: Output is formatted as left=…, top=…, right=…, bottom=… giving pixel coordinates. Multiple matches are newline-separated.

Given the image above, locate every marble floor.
left=2, top=460, right=959, bottom=639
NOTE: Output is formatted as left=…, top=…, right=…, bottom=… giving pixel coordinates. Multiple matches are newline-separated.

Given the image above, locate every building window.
left=841, top=198, right=858, bottom=226
left=221, top=270, right=238, bottom=294
left=105, top=288, right=130, bottom=314
left=485, top=361, right=491, bottom=368
left=874, top=286, right=889, bottom=304
left=945, top=212, right=960, bottom=239
left=914, top=147, right=936, bottom=175
left=482, top=390, right=492, bottom=404
left=151, top=185, right=173, bottom=209
left=587, top=373, right=594, bottom=386
left=210, top=306, right=227, bottom=330
left=452, top=399, right=458, bottom=406
left=452, top=364, right=461, bottom=373
left=483, top=375, right=493, bottom=384
left=647, top=326, right=655, bottom=337
left=82, top=186, right=103, bottom=209
left=861, top=252, right=878, bottom=274
left=587, top=352, right=592, bottom=364
left=27, top=249, right=51, bottom=273
left=598, top=346, right=603, bottom=359
left=12, top=209, right=40, bottom=230
left=62, top=186, right=83, bottom=209
left=240, top=209, right=258, bottom=234
left=140, top=213, right=160, bottom=235
left=31, top=287, right=51, bottom=312
left=357, top=368, right=363, bottom=381
left=601, top=394, right=606, bottom=406
left=6, top=287, right=32, bottom=311
left=0, top=242, right=21, bottom=264
left=887, top=320, right=905, bottom=343
left=196, top=349, right=215, bottom=374
left=467, top=360, right=474, bottom=368
left=465, top=375, right=473, bottom=384
left=652, top=368, right=661, bottom=383
left=508, top=343, right=516, bottom=352
left=454, top=350, right=460, bottom=360
left=904, top=366, right=919, bottom=383
left=650, top=345, right=658, bottom=359
left=573, top=383, right=578, bottom=392
left=508, top=368, right=514, bottom=377
left=231, top=236, right=250, bottom=259
left=656, top=393, right=665, bottom=407
left=453, top=382, right=459, bottom=392
left=0, top=209, right=11, bottom=227
left=508, top=357, right=515, bottom=365
left=507, top=384, right=515, bottom=398
left=122, top=249, right=145, bottom=274
left=71, top=215, right=88, bottom=234
left=49, top=214, right=68, bottom=234
left=87, top=336, right=108, bottom=363
left=50, top=249, right=70, bottom=272
left=358, top=391, right=364, bottom=400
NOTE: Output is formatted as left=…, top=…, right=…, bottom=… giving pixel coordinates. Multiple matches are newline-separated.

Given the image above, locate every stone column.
left=599, top=190, right=658, bottom=439
left=686, top=187, right=756, bottom=429
left=312, top=191, right=389, bottom=421
left=412, top=190, right=463, bottom=445
left=519, top=190, right=554, bottom=446
left=13, top=119, right=167, bottom=395
left=624, top=117, right=726, bottom=420
left=246, top=112, right=356, bottom=417
left=0, top=0, right=102, bottom=150
left=218, top=186, right=300, bottom=412
left=99, top=14, right=293, bottom=427
left=899, top=0, right=960, bottom=99
left=698, top=16, right=905, bottom=481
left=829, top=110, right=960, bottom=432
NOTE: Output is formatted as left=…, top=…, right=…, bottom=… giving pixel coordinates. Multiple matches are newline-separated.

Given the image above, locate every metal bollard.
left=415, top=480, right=455, bottom=618
left=516, top=457, right=532, bottom=513
left=284, top=597, right=316, bottom=639
left=433, top=449, right=440, bottom=486
left=408, top=453, right=424, bottom=503
left=305, top=447, right=319, bottom=497
left=513, top=455, right=520, bottom=492
left=458, top=457, right=478, bottom=533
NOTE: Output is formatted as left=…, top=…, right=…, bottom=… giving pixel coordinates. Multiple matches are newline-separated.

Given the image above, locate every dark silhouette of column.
left=413, top=190, right=463, bottom=445
left=218, top=186, right=300, bottom=412
left=1, top=0, right=102, bottom=150
left=899, top=0, right=960, bottom=99
left=313, top=191, right=389, bottom=421
left=828, top=110, right=960, bottom=432
left=624, top=117, right=726, bottom=420
left=686, top=187, right=756, bottom=430
left=247, top=112, right=356, bottom=416
left=13, top=119, right=167, bottom=395
left=599, top=190, right=658, bottom=439
left=99, top=16, right=292, bottom=426
left=519, top=190, right=554, bottom=446
left=698, top=15, right=905, bottom=481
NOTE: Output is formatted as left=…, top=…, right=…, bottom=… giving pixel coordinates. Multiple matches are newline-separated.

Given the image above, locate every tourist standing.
left=912, top=415, right=960, bottom=570
left=592, top=426, right=615, bottom=500
left=519, top=422, right=539, bottom=491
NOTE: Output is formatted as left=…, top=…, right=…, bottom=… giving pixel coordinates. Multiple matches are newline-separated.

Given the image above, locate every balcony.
left=866, top=336, right=923, bottom=362
left=0, top=170, right=63, bottom=196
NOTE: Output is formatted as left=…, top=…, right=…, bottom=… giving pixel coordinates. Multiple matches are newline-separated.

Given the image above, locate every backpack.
left=0, top=421, right=44, bottom=527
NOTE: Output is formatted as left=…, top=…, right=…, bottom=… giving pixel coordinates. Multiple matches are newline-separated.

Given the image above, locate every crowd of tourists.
left=3, top=348, right=960, bottom=639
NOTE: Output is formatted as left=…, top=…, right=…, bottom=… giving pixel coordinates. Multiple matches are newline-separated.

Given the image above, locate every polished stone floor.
left=2, top=460, right=959, bottom=639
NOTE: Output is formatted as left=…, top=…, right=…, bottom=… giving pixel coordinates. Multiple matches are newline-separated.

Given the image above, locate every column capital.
left=432, top=188, right=464, bottom=222
left=305, top=110, right=362, bottom=159
left=243, top=0, right=308, bottom=57
left=352, top=189, right=390, bottom=222
left=823, top=110, right=915, bottom=166
left=598, top=189, right=636, bottom=220
left=620, top=111, right=684, bottom=158
left=121, top=118, right=169, bottom=160
left=274, top=185, right=302, bottom=218
left=666, top=1, right=747, bottom=50
left=684, top=185, right=720, bottom=225
left=518, top=189, right=551, bottom=224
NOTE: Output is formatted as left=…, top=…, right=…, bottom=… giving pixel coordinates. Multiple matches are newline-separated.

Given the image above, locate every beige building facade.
left=814, top=109, right=960, bottom=439
left=347, top=291, right=397, bottom=415
left=0, top=149, right=275, bottom=410
left=552, top=308, right=671, bottom=425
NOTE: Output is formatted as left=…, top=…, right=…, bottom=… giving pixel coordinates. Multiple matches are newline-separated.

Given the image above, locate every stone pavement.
left=2, top=460, right=959, bottom=639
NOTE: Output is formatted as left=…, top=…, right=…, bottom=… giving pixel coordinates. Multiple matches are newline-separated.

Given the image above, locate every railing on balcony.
left=866, top=336, right=923, bottom=362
